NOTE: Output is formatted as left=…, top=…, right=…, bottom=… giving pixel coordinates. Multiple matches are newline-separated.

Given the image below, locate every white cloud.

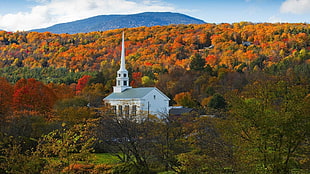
left=0, top=0, right=175, bottom=31
left=280, top=0, right=310, bottom=14
left=268, top=16, right=284, bottom=23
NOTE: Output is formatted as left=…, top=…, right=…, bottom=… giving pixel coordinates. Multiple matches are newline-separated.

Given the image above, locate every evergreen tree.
left=190, top=53, right=206, bottom=71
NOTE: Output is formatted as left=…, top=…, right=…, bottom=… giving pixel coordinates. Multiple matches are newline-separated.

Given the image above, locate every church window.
left=117, top=80, right=120, bottom=86
left=124, top=105, right=129, bottom=116
left=118, top=105, right=123, bottom=116
left=154, top=95, right=156, bottom=100
left=132, top=105, right=137, bottom=116
left=124, top=74, right=127, bottom=77
left=118, top=74, right=121, bottom=77
left=112, top=106, right=117, bottom=114
left=124, top=80, right=127, bottom=86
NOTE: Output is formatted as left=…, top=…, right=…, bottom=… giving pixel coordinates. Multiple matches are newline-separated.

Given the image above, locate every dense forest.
left=0, top=22, right=309, bottom=173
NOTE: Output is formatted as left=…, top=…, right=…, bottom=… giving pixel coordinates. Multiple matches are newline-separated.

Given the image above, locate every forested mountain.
left=1, top=22, right=310, bottom=97
left=30, top=12, right=206, bottom=34
left=1, top=22, right=309, bottom=84
left=0, top=22, right=309, bottom=173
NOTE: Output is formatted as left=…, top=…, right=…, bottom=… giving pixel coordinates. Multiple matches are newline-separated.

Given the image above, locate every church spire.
left=120, top=32, right=126, bottom=71
left=113, top=32, right=132, bottom=93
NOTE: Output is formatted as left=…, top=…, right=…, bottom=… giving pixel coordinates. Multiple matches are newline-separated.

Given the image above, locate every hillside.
left=1, top=22, right=309, bottom=100
left=30, top=12, right=206, bottom=34
left=1, top=23, right=310, bottom=84
left=1, top=22, right=310, bottom=174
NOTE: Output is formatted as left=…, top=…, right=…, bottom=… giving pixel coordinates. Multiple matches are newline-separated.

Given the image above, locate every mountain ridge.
left=30, top=12, right=206, bottom=34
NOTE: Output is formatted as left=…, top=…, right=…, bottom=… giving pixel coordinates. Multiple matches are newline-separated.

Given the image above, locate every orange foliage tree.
left=0, top=77, right=13, bottom=116
left=130, top=72, right=143, bottom=87
left=12, top=78, right=57, bottom=113
left=174, top=92, right=197, bottom=108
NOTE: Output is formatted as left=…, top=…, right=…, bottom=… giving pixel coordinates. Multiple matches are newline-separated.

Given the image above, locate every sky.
left=1, top=0, right=310, bottom=31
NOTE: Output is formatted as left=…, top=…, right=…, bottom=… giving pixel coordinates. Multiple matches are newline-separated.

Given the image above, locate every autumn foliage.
left=76, top=75, right=92, bottom=94
left=174, top=92, right=196, bottom=108
left=0, top=23, right=308, bottom=73
left=130, top=72, right=143, bottom=87
left=0, top=22, right=309, bottom=174
left=0, top=22, right=309, bottom=111
left=13, top=78, right=57, bottom=113
left=0, top=77, right=13, bottom=116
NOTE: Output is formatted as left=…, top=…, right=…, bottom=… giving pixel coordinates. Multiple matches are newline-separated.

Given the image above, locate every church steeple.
left=113, top=32, right=132, bottom=93
left=120, top=32, right=126, bottom=71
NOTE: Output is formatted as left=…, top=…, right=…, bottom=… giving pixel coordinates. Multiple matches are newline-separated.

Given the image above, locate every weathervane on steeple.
left=113, top=31, right=132, bottom=93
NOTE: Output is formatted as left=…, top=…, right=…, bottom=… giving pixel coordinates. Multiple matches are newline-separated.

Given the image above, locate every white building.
left=103, top=32, right=170, bottom=117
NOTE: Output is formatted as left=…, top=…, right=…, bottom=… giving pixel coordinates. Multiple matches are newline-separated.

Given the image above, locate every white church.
left=103, top=32, right=170, bottom=117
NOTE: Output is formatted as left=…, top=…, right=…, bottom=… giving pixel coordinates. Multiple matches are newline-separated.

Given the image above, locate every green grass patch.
left=94, top=153, right=121, bottom=164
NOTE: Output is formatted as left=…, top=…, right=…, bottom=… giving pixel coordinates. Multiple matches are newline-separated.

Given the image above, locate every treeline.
left=0, top=66, right=96, bottom=84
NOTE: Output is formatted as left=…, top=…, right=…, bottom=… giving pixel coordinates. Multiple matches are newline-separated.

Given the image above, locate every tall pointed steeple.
left=113, top=32, right=132, bottom=93
left=120, top=32, right=126, bottom=71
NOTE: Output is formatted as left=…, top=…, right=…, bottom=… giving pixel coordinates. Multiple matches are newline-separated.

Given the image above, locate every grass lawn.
left=94, top=153, right=121, bottom=164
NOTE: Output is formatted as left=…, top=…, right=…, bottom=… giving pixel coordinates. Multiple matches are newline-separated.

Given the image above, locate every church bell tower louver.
left=113, top=32, right=132, bottom=93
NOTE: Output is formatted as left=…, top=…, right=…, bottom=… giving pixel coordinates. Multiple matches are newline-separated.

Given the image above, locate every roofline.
left=103, top=87, right=170, bottom=101
left=103, top=98, right=141, bottom=101
left=153, top=87, right=170, bottom=100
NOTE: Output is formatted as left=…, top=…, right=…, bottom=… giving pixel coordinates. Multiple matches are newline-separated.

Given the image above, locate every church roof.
left=169, top=107, right=195, bottom=116
left=104, top=87, right=169, bottom=100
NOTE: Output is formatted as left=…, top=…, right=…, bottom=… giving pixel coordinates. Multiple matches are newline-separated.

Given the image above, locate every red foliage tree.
left=0, top=77, right=13, bottom=116
left=130, top=72, right=142, bottom=87
left=76, top=75, right=92, bottom=94
left=13, top=78, right=57, bottom=113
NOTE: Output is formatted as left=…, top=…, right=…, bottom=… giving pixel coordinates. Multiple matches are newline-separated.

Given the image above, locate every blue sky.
left=1, top=0, right=310, bottom=31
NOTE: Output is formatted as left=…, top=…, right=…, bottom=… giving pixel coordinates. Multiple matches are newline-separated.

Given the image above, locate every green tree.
left=98, top=113, right=154, bottom=173
left=174, top=116, right=234, bottom=173
left=35, top=124, right=96, bottom=173
left=0, top=123, right=96, bottom=174
left=153, top=113, right=195, bottom=173
left=208, top=93, right=227, bottom=109
left=0, top=143, right=45, bottom=174
left=189, top=53, right=206, bottom=71
left=227, top=79, right=310, bottom=173
left=141, top=76, right=154, bottom=86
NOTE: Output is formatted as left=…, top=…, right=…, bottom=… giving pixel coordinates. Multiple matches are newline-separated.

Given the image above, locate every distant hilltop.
left=30, top=12, right=206, bottom=34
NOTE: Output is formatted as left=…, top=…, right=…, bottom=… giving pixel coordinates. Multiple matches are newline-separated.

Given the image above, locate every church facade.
left=103, top=32, right=170, bottom=117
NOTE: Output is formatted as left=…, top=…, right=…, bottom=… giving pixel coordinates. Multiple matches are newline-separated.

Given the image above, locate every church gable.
left=141, top=88, right=170, bottom=115
left=142, top=88, right=170, bottom=101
